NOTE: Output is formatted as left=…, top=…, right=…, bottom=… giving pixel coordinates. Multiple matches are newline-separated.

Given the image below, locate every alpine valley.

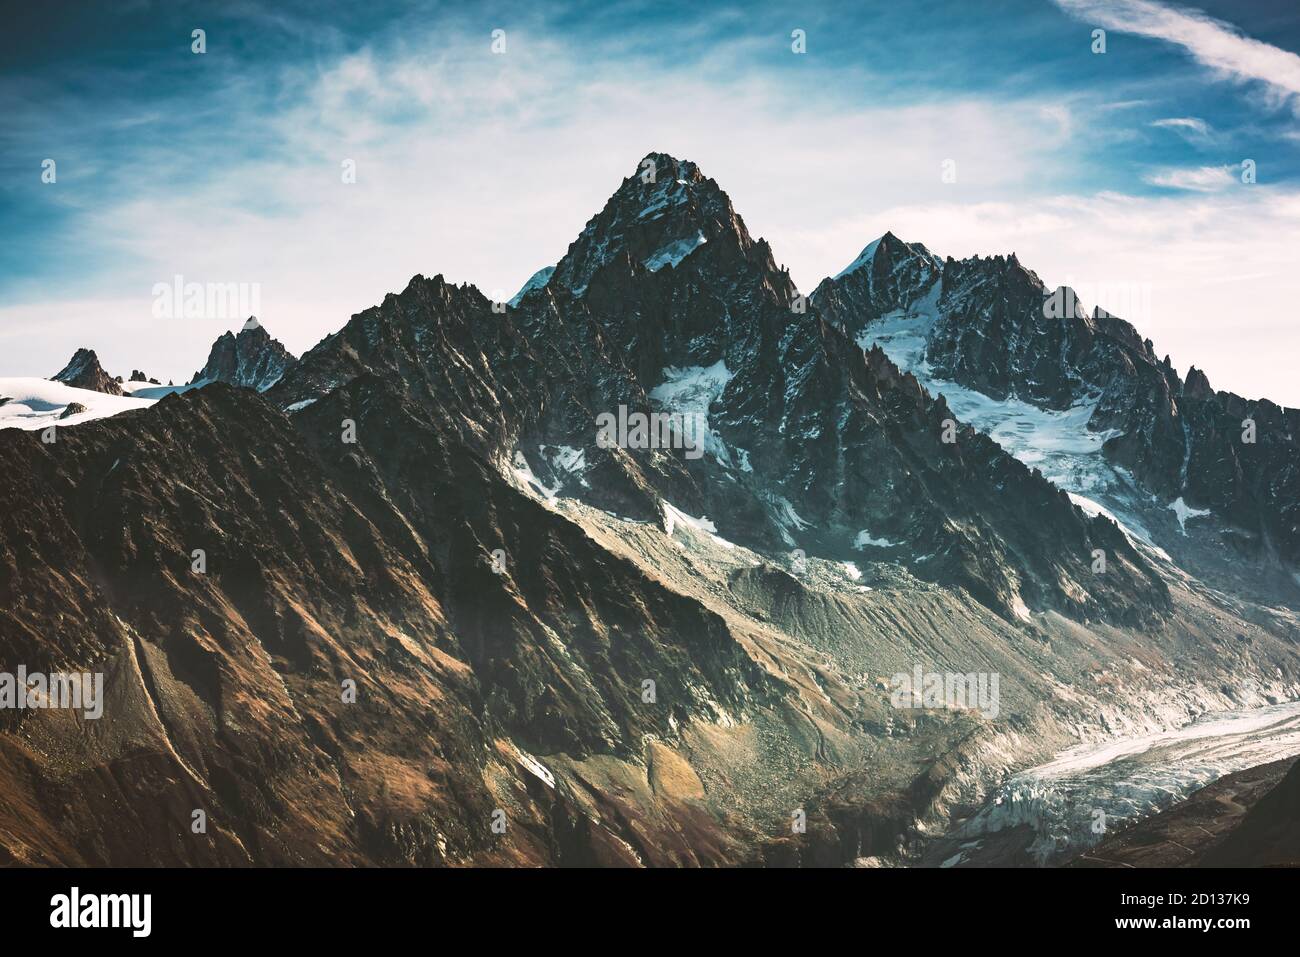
left=1, top=154, right=1298, bottom=867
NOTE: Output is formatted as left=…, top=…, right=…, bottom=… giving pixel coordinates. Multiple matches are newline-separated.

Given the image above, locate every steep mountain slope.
left=50, top=348, right=123, bottom=396
left=0, top=382, right=787, bottom=865
left=814, top=235, right=1300, bottom=601
left=191, top=317, right=297, bottom=392
left=3, top=153, right=1298, bottom=867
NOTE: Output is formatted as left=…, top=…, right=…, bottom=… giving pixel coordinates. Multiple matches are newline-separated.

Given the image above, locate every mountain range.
left=1, top=153, right=1297, bottom=866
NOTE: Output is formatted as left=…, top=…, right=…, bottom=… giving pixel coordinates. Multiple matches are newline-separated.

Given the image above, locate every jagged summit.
left=831, top=231, right=937, bottom=280
left=812, top=232, right=942, bottom=332
left=191, top=317, right=296, bottom=392
left=549, top=151, right=756, bottom=298
left=50, top=347, right=123, bottom=396
left=1184, top=365, right=1214, bottom=399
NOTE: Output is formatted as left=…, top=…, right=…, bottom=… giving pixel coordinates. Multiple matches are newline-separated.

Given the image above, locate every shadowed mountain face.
left=0, top=381, right=772, bottom=865
left=2, top=153, right=1296, bottom=867
left=814, top=239, right=1300, bottom=574
left=51, top=348, right=123, bottom=396
left=191, top=318, right=297, bottom=392
left=1200, top=757, right=1300, bottom=867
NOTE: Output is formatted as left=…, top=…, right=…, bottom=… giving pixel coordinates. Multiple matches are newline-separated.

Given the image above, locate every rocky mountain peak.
left=549, top=151, right=755, bottom=298
left=50, top=347, right=123, bottom=396
left=831, top=231, right=938, bottom=280
left=812, top=231, right=942, bottom=331
left=191, top=317, right=297, bottom=392
left=1184, top=365, right=1214, bottom=399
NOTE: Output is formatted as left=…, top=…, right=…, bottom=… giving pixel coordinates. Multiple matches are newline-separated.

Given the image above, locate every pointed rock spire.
left=191, top=318, right=296, bottom=391
left=51, top=348, right=124, bottom=396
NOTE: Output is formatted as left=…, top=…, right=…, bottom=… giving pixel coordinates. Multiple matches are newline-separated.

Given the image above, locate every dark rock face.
left=51, top=348, right=123, bottom=396
left=812, top=232, right=942, bottom=337
left=1200, top=758, right=1300, bottom=867
left=191, top=317, right=296, bottom=392
left=814, top=240, right=1300, bottom=570
left=58, top=402, right=87, bottom=419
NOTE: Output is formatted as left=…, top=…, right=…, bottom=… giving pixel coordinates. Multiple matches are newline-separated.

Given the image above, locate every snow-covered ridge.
left=834, top=237, right=882, bottom=280
left=508, top=265, right=555, bottom=306
left=854, top=291, right=1196, bottom=560
left=0, top=377, right=157, bottom=431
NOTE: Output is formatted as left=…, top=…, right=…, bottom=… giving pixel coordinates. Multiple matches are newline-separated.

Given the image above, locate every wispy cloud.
left=1054, top=0, right=1300, bottom=111
left=1150, top=116, right=1213, bottom=141
left=1144, top=164, right=1237, bottom=191
left=4, top=0, right=1300, bottom=406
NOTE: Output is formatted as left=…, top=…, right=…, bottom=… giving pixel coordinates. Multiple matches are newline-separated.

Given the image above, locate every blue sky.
left=3, top=0, right=1299, bottom=402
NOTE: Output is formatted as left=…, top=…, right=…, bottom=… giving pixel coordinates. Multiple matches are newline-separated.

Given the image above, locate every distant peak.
left=509, top=265, right=556, bottom=307
left=191, top=318, right=296, bottom=391
left=834, top=238, right=883, bottom=280
left=50, top=347, right=123, bottom=395
left=631, top=152, right=705, bottom=188
left=832, top=231, right=932, bottom=281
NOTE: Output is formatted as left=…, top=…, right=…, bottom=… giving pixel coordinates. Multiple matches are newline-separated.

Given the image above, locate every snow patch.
left=661, top=499, right=734, bottom=549
left=769, top=496, right=812, bottom=544
left=539, top=444, right=590, bottom=488
left=853, top=529, right=898, bottom=549
left=643, top=231, right=707, bottom=272
left=649, top=361, right=736, bottom=466
left=834, top=237, right=882, bottom=280
left=510, top=450, right=558, bottom=500
left=1168, top=496, right=1211, bottom=534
